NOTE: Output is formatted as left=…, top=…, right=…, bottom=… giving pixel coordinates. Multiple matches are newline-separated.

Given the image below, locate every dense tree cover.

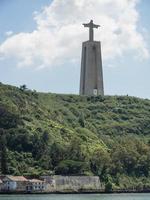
left=0, top=128, right=8, bottom=174
left=1, top=83, right=150, bottom=190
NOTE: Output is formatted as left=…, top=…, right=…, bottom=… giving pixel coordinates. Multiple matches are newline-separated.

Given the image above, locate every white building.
left=2, top=175, right=28, bottom=191
left=26, top=179, right=46, bottom=192
left=0, top=179, right=3, bottom=191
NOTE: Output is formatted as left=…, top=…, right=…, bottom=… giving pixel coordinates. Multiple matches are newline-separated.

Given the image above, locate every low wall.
left=41, top=175, right=104, bottom=193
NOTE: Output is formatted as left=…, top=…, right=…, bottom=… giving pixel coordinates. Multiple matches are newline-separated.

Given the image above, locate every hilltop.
left=1, top=82, right=150, bottom=191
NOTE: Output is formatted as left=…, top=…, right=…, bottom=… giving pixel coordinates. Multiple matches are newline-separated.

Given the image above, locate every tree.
left=42, top=130, right=50, bottom=145
left=90, top=147, right=111, bottom=180
left=67, top=137, right=87, bottom=161
left=50, top=142, right=66, bottom=168
left=55, top=160, right=88, bottom=175
left=0, top=106, right=20, bottom=129
left=105, top=180, right=113, bottom=192
left=0, top=129, right=8, bottom=174
left=111, top=142, right=138, bottom=176
left=20, top=84, right=27, bottom=91
left=79, top=112, right=85, bottom=127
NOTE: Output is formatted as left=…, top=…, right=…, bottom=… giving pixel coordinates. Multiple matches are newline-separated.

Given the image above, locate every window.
left=93, top=89, right=98, bottom=95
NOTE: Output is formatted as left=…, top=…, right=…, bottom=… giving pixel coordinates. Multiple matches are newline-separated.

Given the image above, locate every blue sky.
left=0, top=0, right=150, bottom=98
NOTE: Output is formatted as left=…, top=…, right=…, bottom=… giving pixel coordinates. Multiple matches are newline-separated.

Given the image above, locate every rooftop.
left=6, top=176, right=28, bottom=182
left=29, top=179, right=44, bottom=183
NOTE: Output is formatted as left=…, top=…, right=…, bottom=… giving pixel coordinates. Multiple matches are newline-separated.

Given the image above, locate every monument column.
left=80, top=20, right=104, bottom=96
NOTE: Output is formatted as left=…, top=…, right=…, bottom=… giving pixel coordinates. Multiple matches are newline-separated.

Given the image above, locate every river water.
left=0, top=194, right=150, bottom=200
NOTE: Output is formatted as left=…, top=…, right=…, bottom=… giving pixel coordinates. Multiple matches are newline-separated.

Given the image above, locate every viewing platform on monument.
left=80, top=20, right=104, bottom=96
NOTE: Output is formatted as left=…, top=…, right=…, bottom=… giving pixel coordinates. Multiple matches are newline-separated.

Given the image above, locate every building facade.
left=26, top=179, right=46, bottom=192
left=0, top=179, right=3, bottom=191
left=2, top=176, right=28, bottom=191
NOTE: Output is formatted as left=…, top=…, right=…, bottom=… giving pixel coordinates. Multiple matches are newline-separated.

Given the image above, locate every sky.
left=0, top=0, right=150, bottom=98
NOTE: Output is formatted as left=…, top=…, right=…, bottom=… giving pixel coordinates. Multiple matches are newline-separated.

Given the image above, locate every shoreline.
left=0, top=190, right=150, bottom=195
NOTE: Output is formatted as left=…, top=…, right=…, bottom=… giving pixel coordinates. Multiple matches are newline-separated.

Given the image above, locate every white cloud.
left=0, top=0, right=149, bottom=69
left=5, top=31, right=13, bottom=36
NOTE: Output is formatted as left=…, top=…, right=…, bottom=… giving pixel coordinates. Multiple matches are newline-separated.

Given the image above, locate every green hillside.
left=1, top=82, right=150, bottom=191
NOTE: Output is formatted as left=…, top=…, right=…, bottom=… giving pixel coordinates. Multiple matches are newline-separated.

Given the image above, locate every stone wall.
left=41, top=176, right=104, bottom=193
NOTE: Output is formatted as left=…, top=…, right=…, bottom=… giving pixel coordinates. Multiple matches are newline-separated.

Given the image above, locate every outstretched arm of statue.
left=93, top=24, right=100, bottom=28
left=83, top=23, right=90, bottom=27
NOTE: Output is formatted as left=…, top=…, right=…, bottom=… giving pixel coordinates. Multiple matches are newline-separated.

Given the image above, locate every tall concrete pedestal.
left=80, top=41, right=104, bottom=96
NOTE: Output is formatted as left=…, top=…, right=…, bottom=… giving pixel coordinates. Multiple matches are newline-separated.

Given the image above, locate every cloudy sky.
left=0, top=0, right=150, bottom=98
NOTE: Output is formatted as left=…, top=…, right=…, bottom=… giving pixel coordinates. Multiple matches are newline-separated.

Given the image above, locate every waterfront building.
left=26, top=179, right=46, bottom=192
left=0, top=179, right=3, bottom=191
left=2, top=176, right=28, bottom=191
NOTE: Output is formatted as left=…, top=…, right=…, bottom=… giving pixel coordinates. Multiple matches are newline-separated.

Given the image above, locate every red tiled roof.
left=6, top=176, right=28, bottom=182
